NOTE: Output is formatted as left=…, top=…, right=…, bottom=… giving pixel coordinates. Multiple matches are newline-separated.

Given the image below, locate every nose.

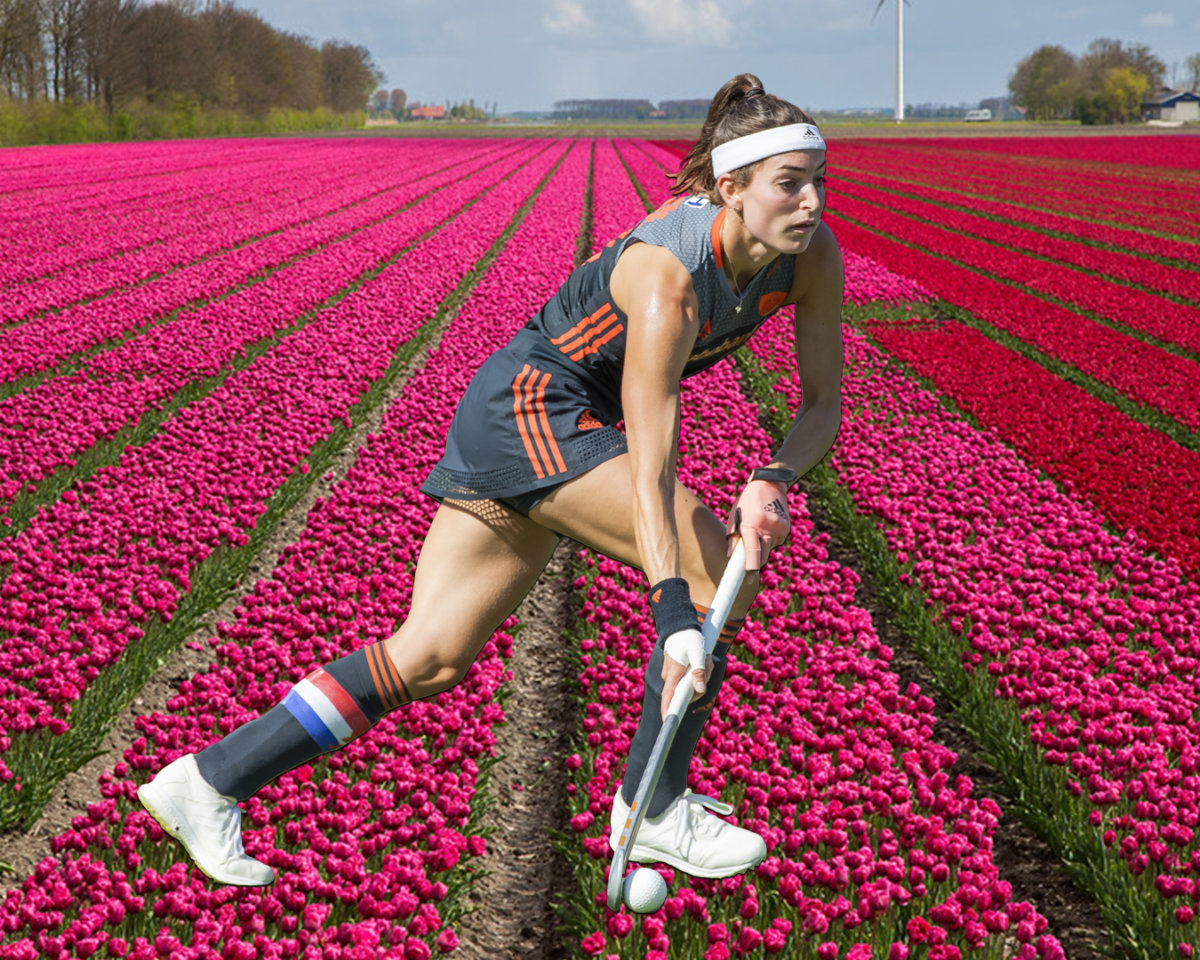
left=798, top=182, right=821, bottom=214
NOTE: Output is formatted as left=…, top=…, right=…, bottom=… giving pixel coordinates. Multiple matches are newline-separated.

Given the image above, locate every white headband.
left=710, top=123, right=827, bottom=178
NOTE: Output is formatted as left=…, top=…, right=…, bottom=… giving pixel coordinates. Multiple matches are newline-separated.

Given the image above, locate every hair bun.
left=744, top=86, right=766, bottom=98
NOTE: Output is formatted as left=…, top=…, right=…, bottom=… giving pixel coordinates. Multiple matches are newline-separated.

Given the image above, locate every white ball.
left=622, top=867, right=668, bottom=914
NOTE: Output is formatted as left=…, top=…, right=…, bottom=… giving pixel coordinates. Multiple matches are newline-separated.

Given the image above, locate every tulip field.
left=0, top=131, right=1197, bottom=959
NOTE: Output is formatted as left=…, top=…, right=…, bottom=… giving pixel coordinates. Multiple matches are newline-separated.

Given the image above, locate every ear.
left=715, top=172, right=742, bottom=210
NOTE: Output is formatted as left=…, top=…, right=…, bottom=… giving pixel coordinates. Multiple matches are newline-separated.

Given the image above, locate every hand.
left=726, top=479, right=790, bottom=571
left=661, top=628, right=712, bottom=719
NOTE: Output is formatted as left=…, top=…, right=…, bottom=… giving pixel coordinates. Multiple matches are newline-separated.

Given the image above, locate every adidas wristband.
left=648, top=577, right=700, bottom=642
left=751, top=466, right=799, bottom=487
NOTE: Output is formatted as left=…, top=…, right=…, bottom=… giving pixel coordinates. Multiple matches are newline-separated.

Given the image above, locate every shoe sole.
left=137, top=783, right=274, bottom=887
left=621, top=841, right=766, bottom=879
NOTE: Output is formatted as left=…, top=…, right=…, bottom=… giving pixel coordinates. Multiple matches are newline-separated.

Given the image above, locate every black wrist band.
left=648, top=577, right=699, bottom=642
left=752, top=466, right=799, bottom=487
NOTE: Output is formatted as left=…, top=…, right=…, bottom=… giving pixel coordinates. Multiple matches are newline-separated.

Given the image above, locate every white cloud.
left=626, top=0, right=735, bottom=46
left=544, top=0, right=591, bottom=33
left=1140, top=11, right=1174, bottom=28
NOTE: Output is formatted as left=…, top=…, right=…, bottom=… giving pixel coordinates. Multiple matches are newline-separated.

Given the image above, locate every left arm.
left=728, top=224, right=843, bottom=569
left=769, top=221, right=844, bottom=476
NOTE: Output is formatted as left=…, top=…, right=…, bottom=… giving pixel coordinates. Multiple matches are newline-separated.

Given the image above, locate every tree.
left=1185, top=52, right=1200, bottom=92
left=1009, top=44, right=1077, bottom=120
left=387, top=85, right=404, bottom=117
left=1102, top=66, right=1149, bottom=123
left=1079, top=37, right=1164, bottom=94
left=43, top=0, right=88, bottom=100
left=319, top=39, right=381, bottom=113
left=0, top=0, right=44, bottom=99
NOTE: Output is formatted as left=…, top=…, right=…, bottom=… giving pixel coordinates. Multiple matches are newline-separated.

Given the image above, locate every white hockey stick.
left=606, top=540, right=746, bottom=911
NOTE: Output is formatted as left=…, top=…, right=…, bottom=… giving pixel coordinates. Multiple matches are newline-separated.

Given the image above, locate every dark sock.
left=622, top=606, right=744, bottom=817
left=195, top=641, right=411, bottom=801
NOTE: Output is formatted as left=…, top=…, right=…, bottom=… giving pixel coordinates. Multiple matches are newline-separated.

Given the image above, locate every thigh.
left=386, top=498, right=561, bottom=692
left=529, top=454, right=758, bottom=615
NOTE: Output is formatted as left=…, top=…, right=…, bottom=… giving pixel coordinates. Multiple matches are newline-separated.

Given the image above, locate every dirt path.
left=453, top=540, right=578, bottom=959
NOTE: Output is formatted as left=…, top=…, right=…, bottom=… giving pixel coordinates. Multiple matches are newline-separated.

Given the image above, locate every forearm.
left=632, top=467, right=681, bottom=585
left=763, top=401, right=841, bottom=481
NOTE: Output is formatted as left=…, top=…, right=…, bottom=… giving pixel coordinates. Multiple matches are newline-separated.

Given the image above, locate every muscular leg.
left=530, top=453, right=759, bottom=617
left=383, top=499, right=562, bottom=697
left=531, top=454, right=759, bottom=817
left=194, top=499, right=560, bottom=801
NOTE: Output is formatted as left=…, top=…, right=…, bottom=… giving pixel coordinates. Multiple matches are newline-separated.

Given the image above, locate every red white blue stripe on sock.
left=283, top=668, right=370, bottom=752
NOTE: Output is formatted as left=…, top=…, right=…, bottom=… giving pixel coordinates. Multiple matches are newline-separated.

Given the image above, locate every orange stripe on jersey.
left=642, top=195, right=685, bottom=224
left=532, top=373, right=567, bottom=474
left=568, top=323, right=623, bottom=361
left=557, top=310, right=621, bottom=356
left=711, top=208, right=726, bottom=270
left=550, top=302, right=613, bottom=346
left=512, top=365, right=546, bottom=479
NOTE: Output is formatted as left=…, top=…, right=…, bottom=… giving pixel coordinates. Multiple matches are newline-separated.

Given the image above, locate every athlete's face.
left=731, top=150, right=826, bottom=254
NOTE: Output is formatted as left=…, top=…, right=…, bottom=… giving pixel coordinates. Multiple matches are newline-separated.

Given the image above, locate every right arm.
left=609, top=242, right=700, bottom=587
left=609, top=242, right=710, bottom=713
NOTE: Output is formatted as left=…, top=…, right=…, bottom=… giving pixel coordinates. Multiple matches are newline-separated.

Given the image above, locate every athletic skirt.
left=420, top=337, right=628, bottom=516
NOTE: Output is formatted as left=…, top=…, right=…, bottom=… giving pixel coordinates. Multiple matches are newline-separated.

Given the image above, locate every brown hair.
left=671, top=73, right=816, bottom=203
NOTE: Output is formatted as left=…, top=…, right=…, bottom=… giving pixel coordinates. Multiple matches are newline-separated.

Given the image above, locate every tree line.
left=0, top=0, right=381, bottom=142
left=549, top=98, right=711, bottom=121
left=1009, top=38, right=1200, bottom=123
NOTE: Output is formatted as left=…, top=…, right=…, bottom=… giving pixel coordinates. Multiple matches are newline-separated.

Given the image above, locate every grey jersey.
left=516, top=193, right=796, bottom=410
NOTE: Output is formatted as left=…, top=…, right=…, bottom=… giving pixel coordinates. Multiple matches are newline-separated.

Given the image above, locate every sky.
left=241, top=0, right=1200, bottom=113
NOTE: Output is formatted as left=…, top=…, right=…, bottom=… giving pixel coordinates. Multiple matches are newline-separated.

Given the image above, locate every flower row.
left=1, top=142, right=521, bottom=372
left=826, top=189, right=1200, bottom=356
left=832, top=140, right=1200, bottom=240
left=744, top=307, right=1200, bottom=952
left=822, top=213, right=1200, bottom=434
left=0, top=142, right=567, bottom=780
left=0, top=142, right=544, bottom=520
left=831, top=168, right=1200, bottom=302
left=0, top=138, right=590, bottom=959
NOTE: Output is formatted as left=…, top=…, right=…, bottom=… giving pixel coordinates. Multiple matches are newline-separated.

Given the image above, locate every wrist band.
left=648, top=577, right=700, bottom=642
left=751, top=466, right=799, bottom=487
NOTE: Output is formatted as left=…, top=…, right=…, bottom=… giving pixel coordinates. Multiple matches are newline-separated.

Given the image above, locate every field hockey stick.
left=606, top=539, right=747, bottom=911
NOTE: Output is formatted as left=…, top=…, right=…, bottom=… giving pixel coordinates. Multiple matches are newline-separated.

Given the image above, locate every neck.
left=721, top=209, right=780, bottom=293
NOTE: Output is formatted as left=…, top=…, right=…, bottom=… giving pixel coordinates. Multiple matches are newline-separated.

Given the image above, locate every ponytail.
left=671, top=73, right=815, bottom=202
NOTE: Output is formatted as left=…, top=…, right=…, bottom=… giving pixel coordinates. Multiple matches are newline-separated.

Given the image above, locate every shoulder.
left=786, top=223, right=843, bottom=307
left=610, top=240, right=698, bottom=316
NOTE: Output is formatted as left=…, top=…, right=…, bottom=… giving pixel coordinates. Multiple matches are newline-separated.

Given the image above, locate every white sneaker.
left=610, top=788, right=766, bottom=879
left=137, top=754, right=275, bottom=886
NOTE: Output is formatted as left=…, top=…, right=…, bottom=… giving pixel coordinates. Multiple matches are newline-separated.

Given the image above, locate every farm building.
left=410, top=104, right=446, bottom=119
left=1141, top=88, right=1200, bottom=123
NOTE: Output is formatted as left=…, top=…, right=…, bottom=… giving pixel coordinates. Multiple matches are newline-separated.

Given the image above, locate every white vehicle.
left=964, top=108, right=993, bottom=122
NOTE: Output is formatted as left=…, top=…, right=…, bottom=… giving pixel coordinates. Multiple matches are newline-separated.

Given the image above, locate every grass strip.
left=0, top=141, right=566, bottom=831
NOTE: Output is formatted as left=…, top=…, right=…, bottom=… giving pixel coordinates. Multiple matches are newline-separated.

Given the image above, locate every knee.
left=382, top=631, right=470, bottom=699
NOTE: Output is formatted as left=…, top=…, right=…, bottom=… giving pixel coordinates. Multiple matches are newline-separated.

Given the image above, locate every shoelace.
left=671, top=795, right=727, bottom=854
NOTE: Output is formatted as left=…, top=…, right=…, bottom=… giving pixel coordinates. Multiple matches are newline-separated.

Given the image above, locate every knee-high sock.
left=195, top=641, right=411, bottom=801
left=622, top=607, right=745, bottom=818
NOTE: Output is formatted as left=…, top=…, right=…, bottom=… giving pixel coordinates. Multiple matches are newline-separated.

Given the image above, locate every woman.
left=138, top=73, right=844, bottom=887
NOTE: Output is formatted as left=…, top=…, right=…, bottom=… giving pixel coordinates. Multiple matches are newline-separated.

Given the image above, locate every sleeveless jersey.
left=511, top=194, right=795, bottom=418
left=421, top=194, right=797, bottom=508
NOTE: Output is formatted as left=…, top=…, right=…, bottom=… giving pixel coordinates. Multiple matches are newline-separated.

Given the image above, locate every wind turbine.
left=872, top=0, right=910, bottom=123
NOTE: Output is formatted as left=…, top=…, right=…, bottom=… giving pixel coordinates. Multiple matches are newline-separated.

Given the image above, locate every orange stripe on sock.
left=365, top=644, right=397, bottom=710
left=372, top=642, right=410, bottom=707
left=512, top=365, right=547, bottom=479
